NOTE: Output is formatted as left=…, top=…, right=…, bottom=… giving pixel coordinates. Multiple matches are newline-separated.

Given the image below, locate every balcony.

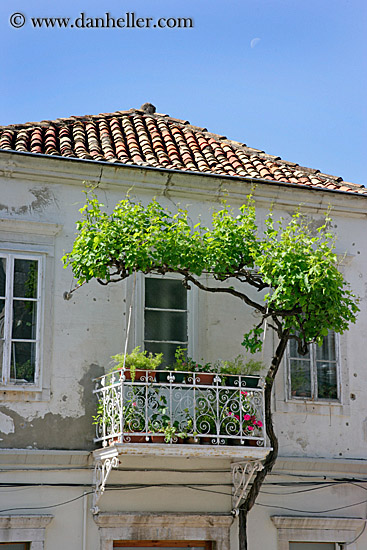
left=93, top=368, right=269, bottom=458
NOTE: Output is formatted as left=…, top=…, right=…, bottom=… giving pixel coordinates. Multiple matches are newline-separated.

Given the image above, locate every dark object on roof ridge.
left=140, top=103, right=156, bottom=114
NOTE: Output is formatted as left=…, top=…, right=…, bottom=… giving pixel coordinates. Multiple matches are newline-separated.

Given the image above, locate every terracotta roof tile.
left=0, top=106, right=364, bottom=195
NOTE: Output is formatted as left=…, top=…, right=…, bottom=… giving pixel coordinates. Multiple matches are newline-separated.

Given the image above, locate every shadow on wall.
left=0, top=363, right=104, bottom=450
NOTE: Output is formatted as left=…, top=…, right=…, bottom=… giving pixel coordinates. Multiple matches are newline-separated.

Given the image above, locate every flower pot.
left=200, top=436, right=216, bottom=445
left=123, top=434, right=150, bottom=443
left=184, top=436, right=199, bottom=445
left=156, top=371, right=186, bottom=384
left=194, top=373, right=215, bottom=385
left=172, top=437, right=186, bottom=444
left=121, top=369, right=156, bottom=383
left=150, top=434, right=166, bottom=444
left=200, top=436, right=227, bottom=445
left=108, top=436, right=122, bottom=446
left=244, top=439, right=263, bottom=447
left=230, top=438, right=246, bottom=446
left=243, top=376, right=260, bottom=388
left=221, top=375, right=239, bottom=387
left=221, top=375, right=260, bottom=388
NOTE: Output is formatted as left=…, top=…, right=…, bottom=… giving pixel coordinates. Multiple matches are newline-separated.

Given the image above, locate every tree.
left=63, top=193, right=359, bottom=549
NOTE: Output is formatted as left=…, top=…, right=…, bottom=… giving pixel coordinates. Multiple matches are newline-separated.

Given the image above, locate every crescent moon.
left=250, top=38, right=261, bottom=49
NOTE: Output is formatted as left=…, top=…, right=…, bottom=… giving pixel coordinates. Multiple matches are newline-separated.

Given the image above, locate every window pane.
left=317, top=361, right=338, bottom=399
left=0, top=299, right=5, bottom=338
left=12, top=301, right=37, bottom=340
left=0, top=257, right=6, bottom=297
left=316, top=331, right=336, bottom=361
left=145, top=278, right=187, bottom=309
left=290, top=360, right=311, bottom=398
left=13, top=259, right=38, bottom=299
left=289, top=338, right=310, bottom=359
left=145, top=310, right=187, bottom=342
left=145, top=341, right=181, bottom=367
left=289, top=544, right=335, bottom=549
left=10, top=341, right=36, bottom=383
left=0, top=544, right=29, bottom=549
left=0, top=339, right=4, bottom=380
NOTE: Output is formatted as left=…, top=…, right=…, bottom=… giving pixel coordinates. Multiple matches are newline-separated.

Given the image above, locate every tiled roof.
left=0, top=104, right=365, bottom=195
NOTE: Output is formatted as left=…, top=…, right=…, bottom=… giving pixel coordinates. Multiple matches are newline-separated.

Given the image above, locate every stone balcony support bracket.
left=92, top=444, right=269, bottom=515
left=92, top=447, right=120, bottom=515
left=231, top=460, right=264, bottom=515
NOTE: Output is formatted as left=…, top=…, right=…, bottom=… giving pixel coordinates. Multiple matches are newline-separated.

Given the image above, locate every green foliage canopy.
left=63, top=194, right=358, bottom=353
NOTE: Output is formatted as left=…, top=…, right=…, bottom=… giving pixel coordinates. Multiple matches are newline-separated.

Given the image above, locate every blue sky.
left=1, top=0, right=366, bottom=185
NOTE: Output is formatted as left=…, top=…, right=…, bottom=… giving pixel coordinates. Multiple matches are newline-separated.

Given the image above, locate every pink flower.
left=241, top=391, right=248, bottom=396
left=256, top=421, right=263, bottom=427
left=247, top=426, right=254, bottom=431
left=234, top=414, right=240, bottom=420
left=243, top=414, right=251, bottom=421
left=227, top=411, right=233, bottom=416
left=132, top=402, right=137, bottom=407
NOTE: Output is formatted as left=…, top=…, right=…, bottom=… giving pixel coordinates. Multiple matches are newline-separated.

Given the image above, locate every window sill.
left=275, top=397, right=349, bottom=416
left=0, top=386, right=50, bottom=402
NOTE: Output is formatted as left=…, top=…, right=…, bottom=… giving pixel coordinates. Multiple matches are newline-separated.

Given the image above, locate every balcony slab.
left=93, top=442, right=271, bottom=462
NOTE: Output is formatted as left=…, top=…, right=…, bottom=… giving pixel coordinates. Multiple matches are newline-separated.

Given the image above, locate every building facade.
left=0, top=105, right=366, bottom=550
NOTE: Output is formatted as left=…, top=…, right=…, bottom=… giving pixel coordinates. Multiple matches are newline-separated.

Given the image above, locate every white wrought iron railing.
left=93, top=369, right=266, bottom=448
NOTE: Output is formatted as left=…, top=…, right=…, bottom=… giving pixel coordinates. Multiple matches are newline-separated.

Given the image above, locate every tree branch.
left=176, top=270, right=267, bottom=314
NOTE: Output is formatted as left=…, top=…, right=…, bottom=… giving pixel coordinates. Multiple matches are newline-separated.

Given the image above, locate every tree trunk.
left=239, top=509, right=248, bottom=550
left=238, top=330, right=290, bottom=550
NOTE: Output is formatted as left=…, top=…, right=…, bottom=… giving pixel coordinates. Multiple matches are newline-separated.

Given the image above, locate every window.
left=0, top=253, right=42, bottom=386
left=143, top=277, right=189, bottom=366
left=94, top=513, right=232, bottom=550
left=289, top=544, right=335, bottom=550
left=287, top=331, right=339, bottom=401
left=0, top=515, right=52, bottom=549
left=272, top=516, right=365, bottom=550
left=113, top=541, right=212, bottom=549
left=0, top=545, right=29, bottom=549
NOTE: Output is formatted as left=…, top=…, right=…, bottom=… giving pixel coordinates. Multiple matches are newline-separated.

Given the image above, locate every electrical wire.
left=2, top=481, right=367, bottom=517
left=255, top=497, right=367, bottom=514
left=0, top=491, right=94, bottom=514
left=259, top=482, right=341, bottom=495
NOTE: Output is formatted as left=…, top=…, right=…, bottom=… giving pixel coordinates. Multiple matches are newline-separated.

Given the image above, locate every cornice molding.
left=1, top=151, right=366, bottom=218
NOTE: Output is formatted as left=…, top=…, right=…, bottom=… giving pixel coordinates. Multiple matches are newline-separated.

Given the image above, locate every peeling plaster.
left=0, top=186, right=56, bottom=216
left=296, top=437, right=308, bottom=451
left=0, top=410, right=15, bottom=434
left=0, top=363, right=103, bottom=450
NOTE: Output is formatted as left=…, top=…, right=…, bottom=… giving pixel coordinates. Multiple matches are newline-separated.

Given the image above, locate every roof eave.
left=0, top=148, right=365, bottom=199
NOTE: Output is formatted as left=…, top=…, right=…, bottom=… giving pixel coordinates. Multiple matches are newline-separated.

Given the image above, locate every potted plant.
left=122, top=392, right=150, bottom=443
left=147, top=393, right=194, bottom=443
left=223, top=390, right=264, bottom=446
left=194, top=388, right=264, bottom=446
left=216, top=356, right=264, bottom=388
left=93, top=387, right=150, bottom=444
left=111, top=346, right=163, bottom=383
left=159, top=347, right=216, bottom=385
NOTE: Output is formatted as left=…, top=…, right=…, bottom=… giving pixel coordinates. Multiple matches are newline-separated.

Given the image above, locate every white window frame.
left=0, top=218, right=60, bottom=401
left=134, top=273, right=198, bottom=360
left=0, top=252, right=44, bottom=388
left=286, top=332, right=341, bottom=403
left=271, top=516, right=366, bottom=550
left=0, top=514, right=53, bottom=550
left=93, top=513, right=232, bottom=550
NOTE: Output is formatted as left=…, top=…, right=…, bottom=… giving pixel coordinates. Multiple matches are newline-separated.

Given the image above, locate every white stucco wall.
left=0, top=151, right=367, bottom=549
